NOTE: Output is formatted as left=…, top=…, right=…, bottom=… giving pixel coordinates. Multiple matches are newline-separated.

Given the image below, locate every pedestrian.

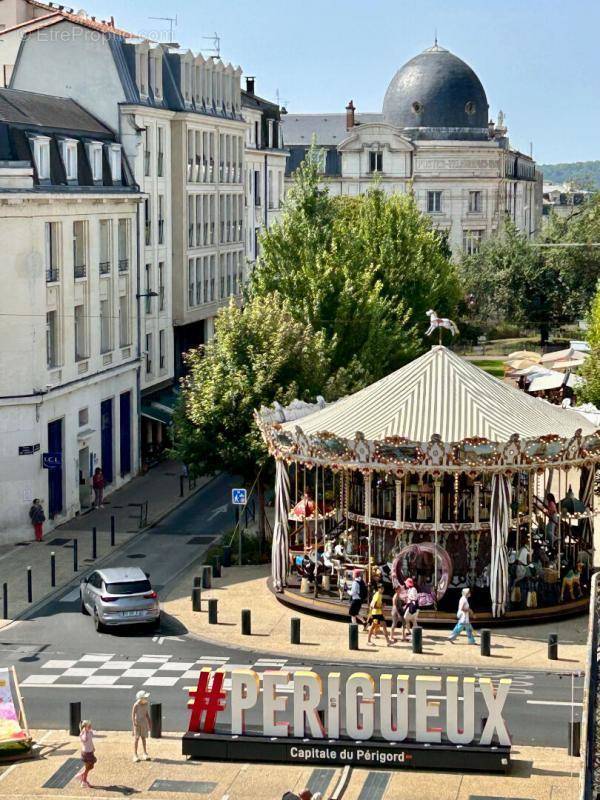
left=367, top=582, right=391, bottom=646
left=28, top=498, right=45, bottom=542
left=348, top=568, right=368, bottom=627
left=448, top=587, right=476, bottom=644
left=76, top=719, right=96, bottom=788
left=390, top=584, right=404, bottom=642
left=402, top=577, right=420, bottom=641
left=92, top=467, right=105, bottom=508
left=132, top=690, right=152, bottom=762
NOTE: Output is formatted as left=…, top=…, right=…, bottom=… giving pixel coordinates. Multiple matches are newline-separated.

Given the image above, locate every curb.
left=1, top=473, right=221, bottom=629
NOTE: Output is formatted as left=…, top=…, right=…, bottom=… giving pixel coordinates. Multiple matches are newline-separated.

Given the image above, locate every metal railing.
left=580, top=572, right=599, bottom=799
left=74, top=264, right=86, bottom=279
left=99, top=261, right=111, bottom=275
left=46, top=267, right=59, bottom=283
left=118, top=258, right=129, bottom=272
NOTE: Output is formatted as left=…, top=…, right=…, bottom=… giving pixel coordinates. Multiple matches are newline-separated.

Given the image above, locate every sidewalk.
left=161, top=565, right=588, bottom=672
left=0, top=461, right=210, bottom=629
left=0, top=729, right=580, bottom=799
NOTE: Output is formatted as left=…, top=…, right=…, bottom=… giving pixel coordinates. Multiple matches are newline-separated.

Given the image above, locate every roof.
left=0, top=3, right=139, bottom=38
left=0, top=87, right=111, bottom=134
left=282, top=112, right=383, bottom=146
left=280, top=346, right=596, bottom=443
left=96, top=567, right=149, bottom=583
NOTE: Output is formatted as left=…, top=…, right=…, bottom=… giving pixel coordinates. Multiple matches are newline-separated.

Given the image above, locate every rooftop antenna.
left=200, top=32, right=220, bottom=57
left=149, top=14, right=178, bottom=43
left=434, top=27, right=438, bottom=47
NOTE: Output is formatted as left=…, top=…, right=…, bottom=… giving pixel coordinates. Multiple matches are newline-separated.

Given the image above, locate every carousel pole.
left=515, top=474, right=520, bottom=553
left=302, top=468, right=307, bottom=551
left=434, top=477, right=441, bottom=606
left=528, top=471, right=533, bottom=554
left=366, top=473, right=372, bottom=585
left=314, top=464, right=319, bottom=598
left=558, top=469, right=562, bottom=576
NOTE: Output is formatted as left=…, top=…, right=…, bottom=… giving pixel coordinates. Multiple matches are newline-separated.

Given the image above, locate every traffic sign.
left=231, top=488, right=247, bottom=505
left=42, top=452, right=62, bottom=469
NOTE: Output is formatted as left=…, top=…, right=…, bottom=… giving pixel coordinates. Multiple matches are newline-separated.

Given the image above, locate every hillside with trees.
left=540, top=160, right=600, bottom=189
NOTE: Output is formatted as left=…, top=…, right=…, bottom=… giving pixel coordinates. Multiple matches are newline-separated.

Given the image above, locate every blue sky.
left=90, top=0, right=598, bottom=163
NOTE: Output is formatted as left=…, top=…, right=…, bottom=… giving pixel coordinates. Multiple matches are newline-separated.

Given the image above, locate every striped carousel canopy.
left=280, top=346, right=596, bottom=443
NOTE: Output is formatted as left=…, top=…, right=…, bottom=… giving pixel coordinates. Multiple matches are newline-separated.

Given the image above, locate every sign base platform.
left=182, top=732, right=511, bottom=773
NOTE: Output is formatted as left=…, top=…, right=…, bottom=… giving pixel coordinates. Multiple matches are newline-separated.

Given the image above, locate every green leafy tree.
left=579, top=284, right=600, bottom=407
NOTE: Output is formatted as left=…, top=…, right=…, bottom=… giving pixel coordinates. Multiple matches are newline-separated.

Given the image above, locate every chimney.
left=110, top=15, right=115, bottom=27
left=246, top=76, right=255, bottom=95
left=345, top=100, right=355, bottom=131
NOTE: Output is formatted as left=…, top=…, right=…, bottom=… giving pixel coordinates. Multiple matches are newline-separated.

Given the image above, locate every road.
left=0, top=472, right=584, bottom=748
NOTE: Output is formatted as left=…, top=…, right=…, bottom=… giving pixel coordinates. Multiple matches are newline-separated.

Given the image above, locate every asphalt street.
left=0, top=473, right=585, bottom=748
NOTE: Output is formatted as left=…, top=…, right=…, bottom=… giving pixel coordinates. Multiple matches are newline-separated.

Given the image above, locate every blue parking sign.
left=232, top=488, right=247, bottom=506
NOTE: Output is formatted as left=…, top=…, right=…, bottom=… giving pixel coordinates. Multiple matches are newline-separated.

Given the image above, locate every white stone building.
left=283, top=44, right=542, bottom=257
left=0, top=87, right=140, bottom=540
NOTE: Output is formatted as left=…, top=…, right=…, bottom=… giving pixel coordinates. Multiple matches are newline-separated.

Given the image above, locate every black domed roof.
left=382, top=44, right=489, bottom=139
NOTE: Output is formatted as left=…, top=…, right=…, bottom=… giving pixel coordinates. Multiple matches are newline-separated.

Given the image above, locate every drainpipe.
left=264, top=152, right=268, bottom=229
left=135, top=199, right=142, bottom=475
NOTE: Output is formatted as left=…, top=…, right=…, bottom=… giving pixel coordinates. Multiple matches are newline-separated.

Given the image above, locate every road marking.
left=158, top=662, right=195, bottom=672
left=83, top=675, right=122, bottom=686
left=122, top=668, right=157, bottom=679
left=97, top=661, right=132, bottom=670
left=527, top=700, right=583, bottom=707
left=79, top=654, right=115, bottom=662
left=59, top=588, right=81, bottom=603
left=153, top=635, right=185, bottom=645
left=42, top=660, right=77, bottom=669
left=21, top=682, right=134, bottom=689
left=143, top=676, right=180, bottom=687
left=207, top=503, right=228, bottom=521
left=138, top=655, right=171, bottom=663
left=63, top=667, right=99, bottom=678
left=21, top=674, right=60, bottom=686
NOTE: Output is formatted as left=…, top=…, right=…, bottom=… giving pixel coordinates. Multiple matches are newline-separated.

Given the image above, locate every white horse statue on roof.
left=426, top=309, right=459, bottom=343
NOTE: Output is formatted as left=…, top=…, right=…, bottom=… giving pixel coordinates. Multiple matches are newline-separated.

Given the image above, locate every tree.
left=459, top=221, right=569, bottom=344
left=578, top=283, right=600, bottom=407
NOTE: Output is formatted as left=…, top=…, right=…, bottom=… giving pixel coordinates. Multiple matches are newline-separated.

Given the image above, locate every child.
left=76, top=720, right=96, bottom=788
left=367, top=583, right=391, bottom=646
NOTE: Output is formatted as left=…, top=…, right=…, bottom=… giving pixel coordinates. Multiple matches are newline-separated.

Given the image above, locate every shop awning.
left=141, top=404, right=173, bottom=426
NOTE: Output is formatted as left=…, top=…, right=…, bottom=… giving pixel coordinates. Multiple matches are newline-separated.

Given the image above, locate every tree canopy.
left=578, top=283, right=600, bottom=407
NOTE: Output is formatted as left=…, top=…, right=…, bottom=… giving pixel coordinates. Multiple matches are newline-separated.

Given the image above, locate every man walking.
left=448, top=587, right=476, bottom=644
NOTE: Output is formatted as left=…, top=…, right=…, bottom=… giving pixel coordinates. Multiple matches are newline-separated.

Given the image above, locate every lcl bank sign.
left=182, top=668, right=512, bottom=773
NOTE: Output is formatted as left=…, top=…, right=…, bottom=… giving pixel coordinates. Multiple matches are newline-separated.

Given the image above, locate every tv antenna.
left=200, top=32, right=221, bottom=57
left=149, top=14, right=178, bottom=43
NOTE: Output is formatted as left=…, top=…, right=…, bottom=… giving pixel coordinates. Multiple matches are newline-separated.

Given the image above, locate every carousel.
left=256, top=344, right=600, bottom=623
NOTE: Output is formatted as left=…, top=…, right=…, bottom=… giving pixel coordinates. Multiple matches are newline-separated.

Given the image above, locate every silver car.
left=80, top=567, right=161, bottom=632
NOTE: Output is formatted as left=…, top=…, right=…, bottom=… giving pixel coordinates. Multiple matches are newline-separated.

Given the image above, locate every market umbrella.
left=507, top=350, right=541, bottom=362
left=504, top=357, right=539, bottom=371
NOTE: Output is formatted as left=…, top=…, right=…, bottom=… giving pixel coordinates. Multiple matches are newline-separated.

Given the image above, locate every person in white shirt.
left=448, top=587, right=476, bottom=644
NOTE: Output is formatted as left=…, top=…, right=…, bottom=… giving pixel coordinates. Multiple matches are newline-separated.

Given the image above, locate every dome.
left=382, top=44, right=489, bottom=139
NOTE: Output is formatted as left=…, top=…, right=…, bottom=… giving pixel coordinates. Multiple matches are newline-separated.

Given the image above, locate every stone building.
left=283, top=43, right=542, bottom=257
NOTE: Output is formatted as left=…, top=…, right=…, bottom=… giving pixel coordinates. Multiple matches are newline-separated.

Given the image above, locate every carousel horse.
left=560, top=562, right=584, bottom=602
left=392, top=542, right=453, bottom=604
left=425, top=309, right=459, bottom=338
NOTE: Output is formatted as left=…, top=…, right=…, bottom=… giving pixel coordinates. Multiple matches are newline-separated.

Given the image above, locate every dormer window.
left=149, top=52, right=162, bottom=99
left=33, top=135, right=51, bottom=181
left=60, top=138, right=78, bottom=181
left=107, top=144, right=122, bottom=183
left=86, top=141, right=103, bottom=182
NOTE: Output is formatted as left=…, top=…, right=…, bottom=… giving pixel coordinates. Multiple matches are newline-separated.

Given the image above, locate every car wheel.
left=93, top=608, right=104, bottom=633
left=80, top=592, right=89, bottom=616
left=150, top=613, right=161, bottom=631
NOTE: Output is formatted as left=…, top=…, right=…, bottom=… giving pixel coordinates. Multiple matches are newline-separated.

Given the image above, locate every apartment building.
left=0, top=87, right=140, bottom=540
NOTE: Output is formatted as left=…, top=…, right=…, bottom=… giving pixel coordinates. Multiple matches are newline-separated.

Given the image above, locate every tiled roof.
left=0, top=3, right=140, bottom=39
left=282, top=112, right=383, bottom=146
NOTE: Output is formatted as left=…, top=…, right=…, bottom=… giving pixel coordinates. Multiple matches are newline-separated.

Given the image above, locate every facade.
left=0, top=87, right=140, bottom=540
left=283, top=44, right=543, bottom=257
left=543, top=182, right=591, bottom=223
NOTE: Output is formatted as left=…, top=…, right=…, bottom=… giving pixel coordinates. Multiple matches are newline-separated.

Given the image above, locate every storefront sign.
left=18, top=444, right=40, bottom=455
left=183, top=668, right=512, bottom=772
left=42, top=452, right=62, bottom=469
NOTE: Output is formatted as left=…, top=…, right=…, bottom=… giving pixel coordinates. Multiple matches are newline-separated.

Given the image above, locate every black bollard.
left=179, top=475, right=184, bottom=498
left=222, top=546, right=231, bottom=568
left=73, top=538, right=78, bottom=572
left=50, top=552, right=56, bottom=587
left=480, top=628, right=491, bottom=657
left=192, top=587, right=202, bottom=612
left=208, top=598, right=218, bottom=624
left=92, top=526, right=97, bottom=560
left=213, top=557, right=221, bottom=579
left=150, top=703, right=162, bottom=739
left=241, top=608, right=251, bottom=635
left=291, top=617, right=301, bottom=645
left=548, top=632, right=558, bottom=661
left=568, top=720, right=581, bottom=757
left=412, top=626, right=423, bottom=654
left=69, top=701, right=81, bottom=737
left=110, top=515, right=116, bottom=547
left=191, top=576, right=201, bottom=602
left=202, top=565, right=212, bottom=589
left=349, top=623, right=359, bottom=651
left=27, top=566, right=32, bottom=603
left=2, top=583, right=7, bottom=620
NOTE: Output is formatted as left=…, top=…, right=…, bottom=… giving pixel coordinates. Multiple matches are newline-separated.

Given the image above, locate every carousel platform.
left=273, top=577, right=590, bottom=627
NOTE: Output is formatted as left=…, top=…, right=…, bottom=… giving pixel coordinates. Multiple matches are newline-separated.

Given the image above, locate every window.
left=463, top=229, right=484, bottom=255
left=188, top=194, right=194, bottom=246
left=144, top=127, right=151, bottom=177
left=254, top=120, right=260, bottom=148
left=46, top=311, right=58, bottom=367
left=33, top=136, right=51, bottom=181
left=158, top=262, right=165, bottom=311
left=86, top=142, right=103, bottom=182
left=45, top=222, right=60, bottom=282
left=159, top=329, right=165, bottom=370
left=139, top=50, right=148, bottom=96
left=144, top=197, right=151, bottom=246
left=220, top=254, right=225, bottom=299
left=196, top=257, right=203, bottom=304
left=73, top=221, right=86, bottom=278
left=157, top=126, right=165, bottom=177
left=278, top=172, right=284, bottom=208
left=268, top=170, right=273, bottom=209
left=427, top=191, right=442, bottom=213
left=210, top=254, right=215, bottom=301
left=60, top=139, right=78, bottom=180
left=118, top=219, right=129, bottom=271
left=144, top=263, right=152, bottom=314
left=78, top=408, right=89, bottom=427
left=468, top=190, right=482, bottom=213
left=145, top=333, right=152, bottom=374
left=119, top=295, right=130, bottom=347
left=108, top=144, right=122, bottom=183
left=254, top=169, right=261, bottom=206
left=188, top=258, right=195, bottom=307
left=74, top=304, right=86, bottom=361
left=158, top=195, right=165, bottom=244
left=369, top=150, right=383, bottom=173
left=99, top=220, right=111, bottom=274
left=100, top=299, right=111, bottom=353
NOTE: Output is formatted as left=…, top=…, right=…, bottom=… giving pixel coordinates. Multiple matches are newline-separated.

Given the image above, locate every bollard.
left=222, top=546, right=231, bottom=568
left=480, top=628, right=491, bottom=657
left=241, top=608, right=251, bottom=635
left=27, top=566, right=32, bottom=603
left=92, top=526, right=97, bottom=560
left=191, top=576, right=201, bottom=602
left=291, top=617, right=301, bottom=645
left=548, top=632, right=558, bottom=661
left=349, top=623, right=359, bottom=651
left=412, top=625, right=423, bottom=654
left=110, top=515, right=116, bottom=547
left=179, top=475, right=184, bottom=498
left=150, top=703, right=162, bottom=739
left=568, top=720, right=581, bottom=757
left=208, top=598, right=218, bottom=624
left=192, top=587, right=202, bottom=612
left=50, top=552, right=56, bottom=587
left=69, top=701, right=81, bottom=737
left=202, top=565, right=212, bottom=589
left=2, top=583, right=6, bottom=620
left=213, top=557, right=221, bottom=579
left=73, top=538, right=78, bottom=572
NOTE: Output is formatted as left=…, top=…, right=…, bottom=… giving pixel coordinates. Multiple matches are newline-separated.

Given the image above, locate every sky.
left=88, top=0, right=599, bottom=164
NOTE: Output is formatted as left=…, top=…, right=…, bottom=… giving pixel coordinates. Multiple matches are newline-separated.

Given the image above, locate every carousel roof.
left=279, top=346, right=596, bottom=442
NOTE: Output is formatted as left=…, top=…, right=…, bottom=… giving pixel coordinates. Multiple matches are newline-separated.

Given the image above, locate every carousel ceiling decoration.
left=256, top=347, right=600, bottom=472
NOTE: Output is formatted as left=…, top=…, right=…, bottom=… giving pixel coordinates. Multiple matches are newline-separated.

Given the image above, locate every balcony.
left=99, top=261, right=111, bottom=275
left=74, top=264, right=86, bottom=279
left=118, top=258, right=129, bottom=272
left=46, top=267, right=59, bottom=283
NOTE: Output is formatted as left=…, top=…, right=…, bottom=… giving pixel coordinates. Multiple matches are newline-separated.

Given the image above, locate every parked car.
left=80, top=567, right=160, bottom=632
